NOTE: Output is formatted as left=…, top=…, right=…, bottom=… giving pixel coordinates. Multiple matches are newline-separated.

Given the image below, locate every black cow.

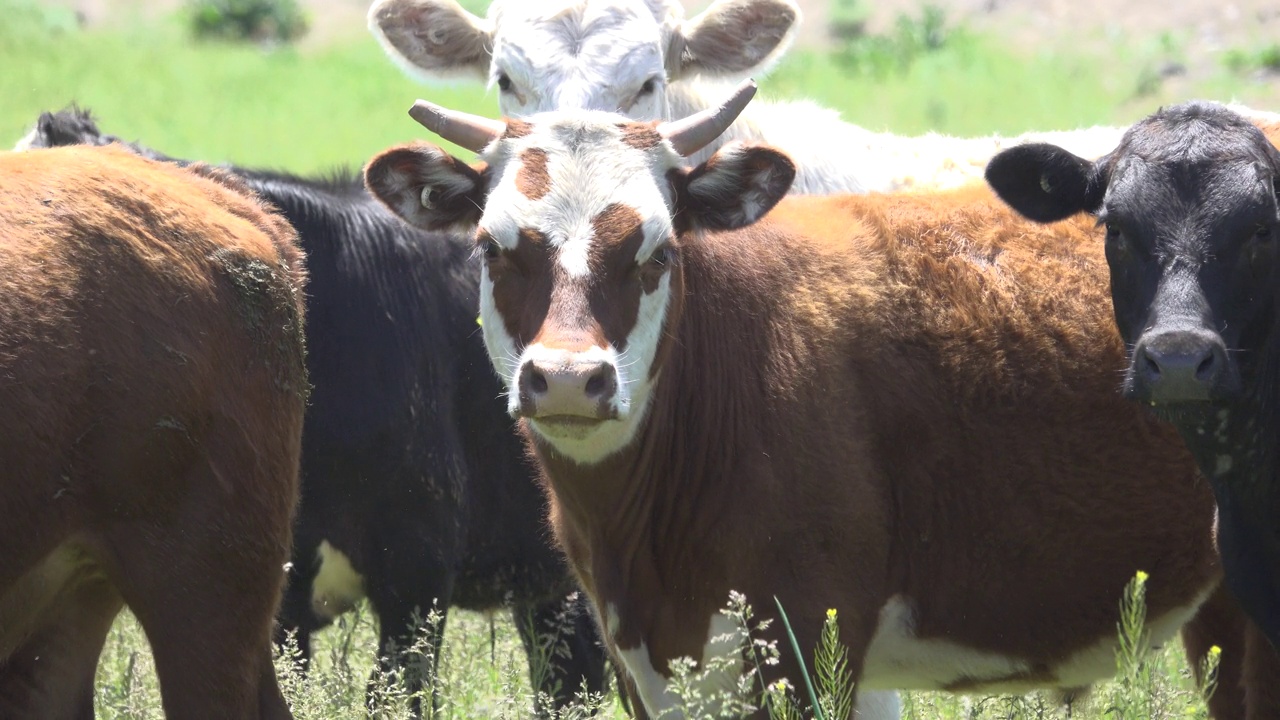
left=984, top=102, right=1280, bottom=655
left=18, top=107, right=614, bottom=715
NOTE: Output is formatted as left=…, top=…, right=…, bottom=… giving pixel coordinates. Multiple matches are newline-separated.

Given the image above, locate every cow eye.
left=1255, top=224, right=1273, bottom=242
left=420, top=186, right=440, bottom=210
left=497, top=73, right=513, bottom=92
left=483, top=238, right=503, bottom=260
left=1104, top=222, right=1125, bottom=248
left=646, top=245, right=674, bottom=268
left=639, top=77, right=657, bottom=95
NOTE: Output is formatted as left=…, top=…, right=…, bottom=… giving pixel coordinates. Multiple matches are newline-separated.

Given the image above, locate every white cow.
left=369, top=0, right=1280, bottom=194
left=367, top=0, right=1129, bottom=194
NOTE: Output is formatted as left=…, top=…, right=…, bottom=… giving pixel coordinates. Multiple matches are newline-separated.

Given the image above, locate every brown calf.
left=0, top=145, right=307, bottom=718
left=363, top=87, right=1276, bottom=718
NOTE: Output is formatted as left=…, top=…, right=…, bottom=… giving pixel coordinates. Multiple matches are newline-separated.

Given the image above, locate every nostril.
left=1142, top=352, right=1162, bottom=381
left=528, top=368, right=548, bottom=394
left=1195, top=345, right=1226, bottom=383
left=1195, top=353, right=1216, bottom=381
left=584, top=372, right=605, bottom=397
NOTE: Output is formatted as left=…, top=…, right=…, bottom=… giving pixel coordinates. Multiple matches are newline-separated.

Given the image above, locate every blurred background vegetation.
left=5, top=0, right=1279, bottom=173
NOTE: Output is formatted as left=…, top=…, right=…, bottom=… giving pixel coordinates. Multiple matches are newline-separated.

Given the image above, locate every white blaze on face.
left=476, top=114, right=684, bottom=464
left=488, top=0, right=677, bottom=120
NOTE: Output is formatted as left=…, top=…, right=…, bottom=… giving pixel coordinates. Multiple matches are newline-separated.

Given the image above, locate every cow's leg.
left=0, top=576, right=121, bottom=720
left=513, top=591, right=609, bottom=716
left=105, top=442, right=296, bottom=719
left=1181, top=582, right=1246, bottom=720
left=1244, top=618, right=1280, bottom=718
left=111, top=516, right=293, bottom=720
left=274, top=552, right=321, bottom=672
left=364, top=531, right=457, bottom=718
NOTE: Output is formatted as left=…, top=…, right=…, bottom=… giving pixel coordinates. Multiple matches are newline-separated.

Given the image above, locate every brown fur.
left=516, top=147, right=553, bottom=200
left=505, top=119, right=535, bottom=140
left=675, top=0, right=797, bottom=75
left=525, top=184, right=1272, bottom=717
left=0, top=145, right=307, bottom=719
left=371, top=0, right=490, bottom=77
left=619, top=124, right=663, bottom=151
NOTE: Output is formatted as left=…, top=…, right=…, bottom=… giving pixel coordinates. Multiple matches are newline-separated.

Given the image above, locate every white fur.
left=373, top=0, right=1280, bottom=196
left=612, top=611, right=744, bottom=718
left=311, top=540, right=365, bottom=620
left=601, top=604, right=899, bottom=720
left=859, top=589, right=1213, bottom=692
left=476, top=114, right=682, bottom=464
left=11, top=127, right=39, bottom=152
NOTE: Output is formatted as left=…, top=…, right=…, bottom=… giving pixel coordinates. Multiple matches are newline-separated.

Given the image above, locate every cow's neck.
left=526, top=234, right=784, bottom=633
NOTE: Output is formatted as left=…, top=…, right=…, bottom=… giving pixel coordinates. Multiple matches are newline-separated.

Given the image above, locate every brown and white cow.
left=362, top=84, right=1278, bottom=718
left=0, top=145, right=307, bottom=719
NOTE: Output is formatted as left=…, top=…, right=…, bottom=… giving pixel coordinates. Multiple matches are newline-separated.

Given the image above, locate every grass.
left=91, top=577, right=1218, bottom=719
left=5, top=0, right=1279, bottom=174
left=0, top=0, right=493, bottom=171
left=2, top=1, right=1259, bottom=717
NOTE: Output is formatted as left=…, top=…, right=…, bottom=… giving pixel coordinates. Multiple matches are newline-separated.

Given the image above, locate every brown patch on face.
left=504, top=119, right=533, bottom=140
left=587, top=203, right=652, bottom=352
left=516, top=148, right=551, bottom=201
left=619, top=123, right=662, bottom=151
left=487, top=227, right=607, bottom=353
left=484, top=203, right=666, bottom=362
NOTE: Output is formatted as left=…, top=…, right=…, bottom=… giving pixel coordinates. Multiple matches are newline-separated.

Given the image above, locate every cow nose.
left=1135, top=331, right=1226, bottom=403
left=518, top=358, right=618, bottom=419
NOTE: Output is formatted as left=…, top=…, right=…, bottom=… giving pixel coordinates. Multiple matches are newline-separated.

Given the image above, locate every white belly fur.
left=860, top=585, right=1215, bottom=692
left=0, top=542, right=101, bottom=659
left=604, top=605, right=902, bottom=719
left=310, top=539, right=366, bottom=620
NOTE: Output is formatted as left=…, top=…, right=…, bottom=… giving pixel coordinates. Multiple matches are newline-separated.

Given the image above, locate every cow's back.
left=0, top=146, right=305, bottom=534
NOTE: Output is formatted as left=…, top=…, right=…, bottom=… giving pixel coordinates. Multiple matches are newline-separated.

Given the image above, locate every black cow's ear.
left=986, top=143, right=1106, bottom=223
left=364, top=142, right=487, bottom=231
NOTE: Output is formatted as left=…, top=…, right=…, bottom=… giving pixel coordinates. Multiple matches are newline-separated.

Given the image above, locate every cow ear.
left=364, top=143, right=486, bottom=231
left=674, top=143, right=794, bottom=231
left=985, top=143, right=1108, bottom=223
left=670, top=0, right=800, bottom=81
left=368, top=0, right=493, bottom=83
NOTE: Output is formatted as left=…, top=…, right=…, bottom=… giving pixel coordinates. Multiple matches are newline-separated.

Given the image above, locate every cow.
left=16, top=108, right=613, bottom=716
left=984, top=101, right=1280, bottom=668
left=359, top=81, right=1280, bottom=718
left=366, top=0, right=1279, bottom=195
left=0, top=144, right=307, bottom=718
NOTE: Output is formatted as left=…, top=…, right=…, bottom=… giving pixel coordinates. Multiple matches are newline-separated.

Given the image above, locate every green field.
left=4, top=0, right=1268, bottom=717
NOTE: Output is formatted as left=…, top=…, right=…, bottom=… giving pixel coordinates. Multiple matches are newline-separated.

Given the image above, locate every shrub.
left=832, top=3, right=956, bottom=79
left=189, top=0, right=308, bottom=44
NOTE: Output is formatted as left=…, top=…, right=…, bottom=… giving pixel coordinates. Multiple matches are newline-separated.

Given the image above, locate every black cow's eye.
left=482, top=238, right=502, bottom=260
left=1255, top=224, right=1273, bottom=242
left=639, top=78, right=657, bottom=95
left=497, top=73, right=513, bottom=92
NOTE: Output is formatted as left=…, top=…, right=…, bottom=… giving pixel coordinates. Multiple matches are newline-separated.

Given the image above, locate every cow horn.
left=657, top=78, right=757, bottom=157
left=408, top=100, right=505, bottom=154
